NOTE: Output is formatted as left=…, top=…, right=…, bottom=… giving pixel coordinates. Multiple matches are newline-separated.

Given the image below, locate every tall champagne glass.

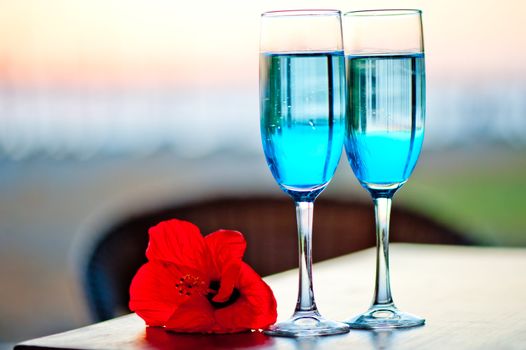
left=260, top=10, right=349, bottom=337
left=343, top=9, right=426, bottom=329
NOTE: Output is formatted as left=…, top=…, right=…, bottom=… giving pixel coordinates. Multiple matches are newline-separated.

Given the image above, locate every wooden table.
left=15, top=244, right=526, bottom=350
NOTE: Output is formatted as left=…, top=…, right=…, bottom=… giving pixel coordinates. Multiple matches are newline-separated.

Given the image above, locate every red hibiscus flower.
left=129, top=219, right=277, bottom=333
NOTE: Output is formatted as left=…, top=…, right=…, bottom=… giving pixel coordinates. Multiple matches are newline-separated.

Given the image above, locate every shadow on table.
left=80, top=195, right=473, bottom=322
left=145, top=328, right=274, bottom=350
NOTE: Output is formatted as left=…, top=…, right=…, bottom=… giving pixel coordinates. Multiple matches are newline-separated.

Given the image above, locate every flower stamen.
left=174, top=274, right=206, bottom=297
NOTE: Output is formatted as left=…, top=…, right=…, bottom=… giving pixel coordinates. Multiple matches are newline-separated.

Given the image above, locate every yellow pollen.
left=174, top=274, right=206, bottom=297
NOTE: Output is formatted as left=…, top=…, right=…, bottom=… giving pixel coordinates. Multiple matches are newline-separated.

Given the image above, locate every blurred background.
left=0, top=0, right=525, bottom=348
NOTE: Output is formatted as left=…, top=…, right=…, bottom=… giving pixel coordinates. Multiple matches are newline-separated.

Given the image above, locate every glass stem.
left=294, top=201, right=319, bottom=314
left=371, top=196, right=394, bottom=307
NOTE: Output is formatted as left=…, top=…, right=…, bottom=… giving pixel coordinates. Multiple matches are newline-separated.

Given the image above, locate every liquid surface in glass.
left=260, top=52, right=345, bottom=198
left=345, top=53, right=425, bottom=187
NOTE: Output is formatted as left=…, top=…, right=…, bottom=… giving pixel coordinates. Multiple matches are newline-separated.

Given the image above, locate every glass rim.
left=261, top=9, right=341, bottom=18
left=344, top=9, right=421, bottom=17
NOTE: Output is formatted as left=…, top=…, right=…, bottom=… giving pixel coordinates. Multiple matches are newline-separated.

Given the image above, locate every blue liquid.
left=345, top=54, right=425, bottom=194
left=260, top=52, right=345, bottom=201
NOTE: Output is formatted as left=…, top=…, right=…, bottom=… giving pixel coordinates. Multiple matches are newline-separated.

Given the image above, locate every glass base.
left=345, top=306, right=425, bottom=329
left=265, top=312, right=350, bottom=337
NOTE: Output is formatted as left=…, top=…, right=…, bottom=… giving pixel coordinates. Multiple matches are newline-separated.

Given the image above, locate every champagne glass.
left=260, top=9, right=349, bottom=337
left=343, top=9, right=426, bottom=329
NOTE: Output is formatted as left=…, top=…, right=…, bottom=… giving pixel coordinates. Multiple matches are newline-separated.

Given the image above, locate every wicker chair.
left=82, top=196, right=471, bottom=321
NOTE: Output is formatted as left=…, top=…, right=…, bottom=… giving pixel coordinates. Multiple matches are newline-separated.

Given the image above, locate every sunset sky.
left=0, top=0, right=524, bottom=87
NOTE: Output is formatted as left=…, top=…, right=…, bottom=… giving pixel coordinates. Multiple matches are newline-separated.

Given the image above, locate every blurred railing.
left=0, top=82, right=525, bottom=160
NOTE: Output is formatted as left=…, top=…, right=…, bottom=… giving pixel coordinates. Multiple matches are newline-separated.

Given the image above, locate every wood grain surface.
left=15, top=244, right=526, bottom=350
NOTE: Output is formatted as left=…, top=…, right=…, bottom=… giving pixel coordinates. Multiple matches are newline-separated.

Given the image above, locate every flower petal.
left=165, top=296, right=215, bottom=332
left=146, top=219, right=208, bottom=273
left=129, top=261, right=181, bottom=326
left=205, top=230, right=246, bottom=302
left=205, top=229, right=246, bottom=269
left=214, top=263, right=277, bottom=331
left=211, top=261, right=240, bottom=303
